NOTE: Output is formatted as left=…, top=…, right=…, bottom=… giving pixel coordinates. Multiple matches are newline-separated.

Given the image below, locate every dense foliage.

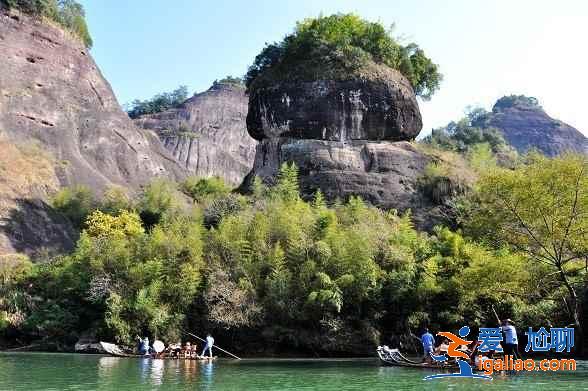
left=3, top=153, right=586, bottom=354
left=422, top=107, right=519, bottom=167
left=465, top=153, right=588, bottom=347
left=2, top=0, right=93, bottom=48
left=245, top=13, right=442, bottom=99
left=126, top=86, right=189, bottom=119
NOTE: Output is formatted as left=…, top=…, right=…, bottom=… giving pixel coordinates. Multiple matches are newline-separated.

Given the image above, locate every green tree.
left=245, top=13, right=442, bottom=99
left=126, top=86, right=189, bottom=119
left=181, top=176, right=230, bottom=202
left=137, top=179, right=182, bottom=228
left=468, top=153, right=588, bottom=350
left=2, top=0, right=92, bottom=47
left=273, top=162, right=300, bottom=202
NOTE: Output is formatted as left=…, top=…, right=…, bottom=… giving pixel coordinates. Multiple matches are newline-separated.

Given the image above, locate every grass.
left=0, top=134, right=58, bottom=201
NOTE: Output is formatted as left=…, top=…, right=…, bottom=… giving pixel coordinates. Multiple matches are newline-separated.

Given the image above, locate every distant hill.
left=474, top=95, right=587, bottom=156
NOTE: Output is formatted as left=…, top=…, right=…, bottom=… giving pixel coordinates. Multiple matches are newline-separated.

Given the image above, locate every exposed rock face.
left=244, top=67, right=449, bottom=227
left=0, top=137, right=76, bottom=257
left=247, top=73, right=422, bottom=142
left=134, top=83, right=256, bottom=186
left=0, top=8, right=185, bottom=190
left=0, top=8, right=185, bottom=255
left=479, top=99, right=587, bottom=157
left=251, top=138, right=432, bottom=207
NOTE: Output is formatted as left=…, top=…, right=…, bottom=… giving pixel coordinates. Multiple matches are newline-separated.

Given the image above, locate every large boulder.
left=251, top=139, right=432, bottom=208
left=247, top=67, right=422, bottom=142
left=134, top=82, right=257, bottom=186
left=243, top=65, right=459, bottom=229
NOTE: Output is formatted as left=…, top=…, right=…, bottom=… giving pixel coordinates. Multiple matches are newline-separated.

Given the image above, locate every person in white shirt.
left=501, top=319, right=521, bottom=359
left=201, top=334, right=215, bottom=358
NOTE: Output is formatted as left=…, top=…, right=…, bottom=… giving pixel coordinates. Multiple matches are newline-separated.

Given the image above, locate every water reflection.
left=150, top=359, right=164, bottom=385
left=98, top=356, right=122, bottom=373
left=179, top=358, right=200, bottom=382
left=200, top=361, right=215, bottom=389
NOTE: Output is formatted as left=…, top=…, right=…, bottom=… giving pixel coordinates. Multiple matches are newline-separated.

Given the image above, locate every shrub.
left=245, top=13, right=442, bottom=99
left=3, top=0, right=92, bottom=48
left=181, top=176, right=230, bottom=203
left=51, top=185, right=96, bottom=229
left=126, top=86, right=189, bottom=119
left=212, top=76, right=244, bottom=88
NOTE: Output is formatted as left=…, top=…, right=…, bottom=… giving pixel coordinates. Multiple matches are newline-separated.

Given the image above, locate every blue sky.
left=80, top=0, right=588, bottom=137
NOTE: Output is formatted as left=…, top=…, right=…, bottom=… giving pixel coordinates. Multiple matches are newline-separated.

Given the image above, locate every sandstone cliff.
left=134, top=82, right=256, bottom=186
left=0, top=7, right=185, bottom=255
left=477, top=96, right=587, bottom=157
left=244, top=66, right=453, bottom=229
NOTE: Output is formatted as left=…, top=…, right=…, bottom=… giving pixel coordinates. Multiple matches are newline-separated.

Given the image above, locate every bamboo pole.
left=491, top=305, right=501, bottom=325
left=181, top=330, right=241, bottom=360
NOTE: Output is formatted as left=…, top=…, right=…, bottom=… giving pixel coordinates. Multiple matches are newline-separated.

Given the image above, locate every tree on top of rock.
left=245, top=13, right=442, bottom=99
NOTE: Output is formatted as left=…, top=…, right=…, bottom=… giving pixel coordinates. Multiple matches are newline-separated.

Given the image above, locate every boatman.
left=500, top=319, right=521, bottom=359
left=420, top=328, right=435, bottom=363
left=201, top=334, right=214, bottom=358
left=139, top=337, right=150, bottom=355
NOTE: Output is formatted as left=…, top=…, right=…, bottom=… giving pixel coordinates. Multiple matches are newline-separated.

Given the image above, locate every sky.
left=79, top=0, right=588, bottom=137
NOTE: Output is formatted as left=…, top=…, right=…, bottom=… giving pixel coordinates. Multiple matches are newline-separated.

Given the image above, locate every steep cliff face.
left=244, top=66, right=452, bottom=228
left=0, top=7, right=185, bottom=255
left=0, top=8, right=185, bottom=190
left=479, top=98, right=587, bottom=156
left=134, top=83, right=256, bottom=186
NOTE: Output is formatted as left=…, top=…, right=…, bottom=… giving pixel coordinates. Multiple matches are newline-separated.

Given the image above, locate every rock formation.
left=476, top=96, right=587, bottom=157
left=244, top=65, right=452, bottom=228
left=134, top=82, right=256, bottom=186
left=0, top=7, right=185, bottom=255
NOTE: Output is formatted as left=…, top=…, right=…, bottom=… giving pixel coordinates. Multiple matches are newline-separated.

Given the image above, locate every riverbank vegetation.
left=1, top=151, right=586, bottom=355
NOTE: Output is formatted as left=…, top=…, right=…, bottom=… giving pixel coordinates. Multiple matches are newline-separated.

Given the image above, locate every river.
left=1, top=353, right=587, bottom=390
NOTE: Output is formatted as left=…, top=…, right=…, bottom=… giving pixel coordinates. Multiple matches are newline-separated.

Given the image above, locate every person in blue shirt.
left=420, top=328, right=435, bottom=363
left=138, top=336, right=150, bottom=355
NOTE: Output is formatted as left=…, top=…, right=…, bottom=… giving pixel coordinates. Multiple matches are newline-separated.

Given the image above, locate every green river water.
left=1, top=353, right=587, bottom=390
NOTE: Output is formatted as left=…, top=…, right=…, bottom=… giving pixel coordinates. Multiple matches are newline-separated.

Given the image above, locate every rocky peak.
left=478, top=95, right=587, bottom=156
left=133, top=82, right=257, bottom=186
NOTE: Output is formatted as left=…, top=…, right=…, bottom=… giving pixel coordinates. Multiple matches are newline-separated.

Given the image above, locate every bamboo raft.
left=100, top=342, right=216, bottom=361
left=377, top=346, right=458, bottom=370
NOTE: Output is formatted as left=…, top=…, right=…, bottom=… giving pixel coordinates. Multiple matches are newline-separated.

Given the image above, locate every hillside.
left=0, top=6, right=186, bottom=255
left=133, top=82, right=256, bottom=186
left=476, top=95, right=587, bottom=156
